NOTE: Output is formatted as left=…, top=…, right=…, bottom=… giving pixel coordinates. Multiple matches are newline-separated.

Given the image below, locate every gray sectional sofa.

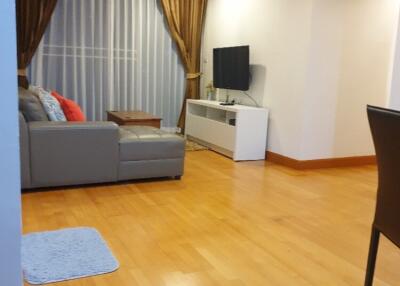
left=19, top=88, right=185, bottom=189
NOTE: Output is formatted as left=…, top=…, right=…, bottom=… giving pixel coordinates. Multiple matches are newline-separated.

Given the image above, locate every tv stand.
left=185, top=100, right=269, bottom=161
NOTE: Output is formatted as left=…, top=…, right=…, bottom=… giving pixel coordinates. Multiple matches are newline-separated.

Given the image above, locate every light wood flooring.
left=22, top=150, right=400, bottom=286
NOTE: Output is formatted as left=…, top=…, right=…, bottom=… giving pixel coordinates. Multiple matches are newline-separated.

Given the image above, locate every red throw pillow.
left=51, top=91, right=86, bottom=122
left=51, top=91, right=65, bottom=104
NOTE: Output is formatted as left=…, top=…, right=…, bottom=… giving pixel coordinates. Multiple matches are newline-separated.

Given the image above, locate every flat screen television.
left=213, top=45, right=249, bottom=91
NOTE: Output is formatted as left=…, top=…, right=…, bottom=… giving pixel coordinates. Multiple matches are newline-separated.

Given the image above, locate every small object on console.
left=220, top=99, right=236, bottom=106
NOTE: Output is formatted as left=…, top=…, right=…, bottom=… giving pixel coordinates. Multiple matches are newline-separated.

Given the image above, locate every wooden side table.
left=107, top=111, right=162, bottom=128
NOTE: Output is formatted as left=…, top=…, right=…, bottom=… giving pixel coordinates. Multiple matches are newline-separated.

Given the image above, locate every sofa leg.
left=174, top=175, right=182, bottom=180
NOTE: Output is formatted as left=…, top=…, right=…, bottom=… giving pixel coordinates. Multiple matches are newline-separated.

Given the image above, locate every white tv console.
left=185, top=99, right=269, bottom=161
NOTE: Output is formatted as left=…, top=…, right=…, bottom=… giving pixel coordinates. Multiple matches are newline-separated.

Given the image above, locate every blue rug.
left=22, top=227, right=119, bottom=285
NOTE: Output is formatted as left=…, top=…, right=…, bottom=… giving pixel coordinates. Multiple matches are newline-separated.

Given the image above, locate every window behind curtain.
left=29, top=0, right=185, bottom=129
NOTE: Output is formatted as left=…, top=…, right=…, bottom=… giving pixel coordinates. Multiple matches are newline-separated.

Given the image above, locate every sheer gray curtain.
left=29, top=0, right=185, bottom=129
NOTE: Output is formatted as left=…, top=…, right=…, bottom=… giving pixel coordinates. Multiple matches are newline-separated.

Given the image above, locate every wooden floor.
left=22, top=150, right=400, bottom=286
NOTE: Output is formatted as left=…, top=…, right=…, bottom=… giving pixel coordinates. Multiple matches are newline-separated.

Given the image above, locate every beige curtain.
left=160, top=0, right=208, bottom=130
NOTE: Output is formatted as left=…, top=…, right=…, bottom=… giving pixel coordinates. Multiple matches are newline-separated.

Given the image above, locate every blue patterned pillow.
left=29, top=86, right=67, bottom=122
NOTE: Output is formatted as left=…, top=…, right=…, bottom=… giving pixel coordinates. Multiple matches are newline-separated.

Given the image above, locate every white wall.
left=301, top=0, right=399, bottom=159
left=0, top=1, right=22, bottom=285
left=202, top=0, right=314, bottom=159
left=389, top=7, right=400, bottom=110
left=202, top=0, right=399, bottom=160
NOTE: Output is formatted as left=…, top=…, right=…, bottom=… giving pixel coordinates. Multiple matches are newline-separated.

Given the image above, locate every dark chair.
left=365, top=105, right=400, bottom=286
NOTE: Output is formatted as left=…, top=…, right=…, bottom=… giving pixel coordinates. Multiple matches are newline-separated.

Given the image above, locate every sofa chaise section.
left=118, top=126, right=185, bottom=181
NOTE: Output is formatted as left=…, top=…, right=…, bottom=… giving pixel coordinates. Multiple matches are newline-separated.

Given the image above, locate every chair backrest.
left=367, top=105, right=400, bottom=246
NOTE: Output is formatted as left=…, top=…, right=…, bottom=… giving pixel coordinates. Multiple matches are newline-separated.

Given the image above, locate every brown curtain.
left=16, top=0, right=58, bottom=88
left=160, top=0, right=207, bottom=131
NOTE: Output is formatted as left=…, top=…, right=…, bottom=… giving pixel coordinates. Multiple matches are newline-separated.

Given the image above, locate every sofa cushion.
left=51, top=91, right=86, bottom=122
left=119, top=126, right=185, bottom=161
left=30, top=86, right=67, bottom=122
left=18, top=87, right=49, bottom=122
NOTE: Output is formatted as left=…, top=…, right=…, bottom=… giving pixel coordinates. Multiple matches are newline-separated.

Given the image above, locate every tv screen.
left=213, top=45, right=249, bottom=91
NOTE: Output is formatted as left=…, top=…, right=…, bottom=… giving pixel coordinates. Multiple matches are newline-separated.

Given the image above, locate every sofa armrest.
left=19, top=112, right=31, bottom=189
left=28, top=121, right=120, bottom=188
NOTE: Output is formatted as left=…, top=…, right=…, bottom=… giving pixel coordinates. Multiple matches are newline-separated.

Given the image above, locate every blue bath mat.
left=22, top=227, right=119, bottom=285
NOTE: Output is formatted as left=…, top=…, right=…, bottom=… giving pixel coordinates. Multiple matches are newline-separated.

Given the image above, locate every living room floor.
left=22, top=150, right=400, bottom=286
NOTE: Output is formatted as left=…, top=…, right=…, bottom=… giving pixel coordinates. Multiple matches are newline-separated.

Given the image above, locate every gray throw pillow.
left=19, top=87, right=49, bottom=122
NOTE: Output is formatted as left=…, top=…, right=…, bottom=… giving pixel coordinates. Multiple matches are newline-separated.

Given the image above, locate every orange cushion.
left=51, top=91, right=86, bottom=122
